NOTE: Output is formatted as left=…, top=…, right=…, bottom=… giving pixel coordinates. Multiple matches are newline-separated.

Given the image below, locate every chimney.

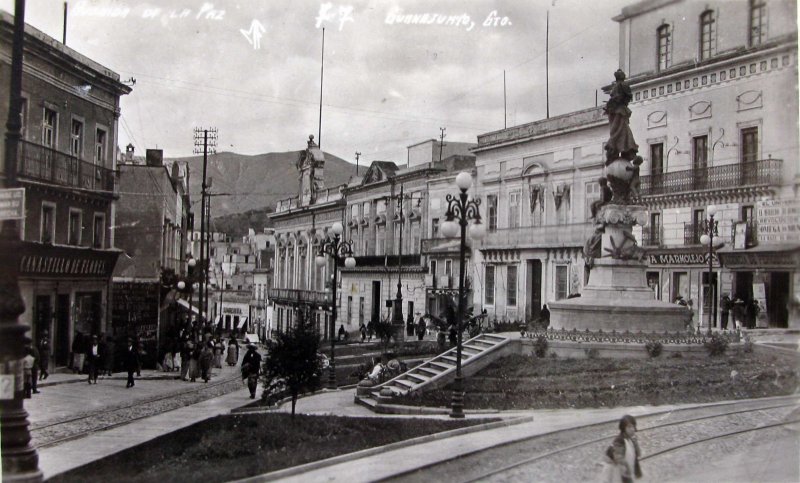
left=145, top=149, right=163, bottom=167
left=125, top=143, right=135, bottom=163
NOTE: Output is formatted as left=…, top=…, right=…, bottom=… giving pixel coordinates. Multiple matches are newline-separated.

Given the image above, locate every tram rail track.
left=32, top=374, right=244, bottom=449
left=383, top=395, right=800, bottom=483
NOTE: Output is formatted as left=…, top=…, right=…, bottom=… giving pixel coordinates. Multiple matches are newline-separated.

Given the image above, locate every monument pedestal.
left=549, top=204, right=687, bottom=332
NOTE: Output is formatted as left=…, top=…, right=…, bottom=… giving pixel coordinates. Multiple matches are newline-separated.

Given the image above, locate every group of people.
left=160, top=334, right=241, bottom=383
left=720, top=294, right=764, bottom=330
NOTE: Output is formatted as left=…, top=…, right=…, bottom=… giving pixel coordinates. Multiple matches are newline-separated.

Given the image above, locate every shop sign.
left=18, top=243, right=119, bottom=279
left=720, top=251, right=800, bottom=269
left=648, top=252, right=717, bottom=265
left=757, top=199, right=800, bottom=243
left=222, top=307, right=244, bottom=315
left=0, top=188, right=24, bottom=220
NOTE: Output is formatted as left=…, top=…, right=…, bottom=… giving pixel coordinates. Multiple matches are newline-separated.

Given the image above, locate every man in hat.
left=241, top=344, right=262, bottom=399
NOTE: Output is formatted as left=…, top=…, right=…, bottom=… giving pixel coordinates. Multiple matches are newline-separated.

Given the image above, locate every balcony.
left=482, top=222, right=594, bottom=248
left=18, top=140, right=114, bottom=192
left=351, top=254, right=422, bottom=267
left=639, top=159, right=782, bottom=197
left=421, top=237, right=467, bottom=255
left=684, top=222, right=703, bottom=245
left=268, top=287, right=332, bottom=307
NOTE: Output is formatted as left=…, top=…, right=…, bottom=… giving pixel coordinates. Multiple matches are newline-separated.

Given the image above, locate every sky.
left=2, top=0, right=633, bottom=164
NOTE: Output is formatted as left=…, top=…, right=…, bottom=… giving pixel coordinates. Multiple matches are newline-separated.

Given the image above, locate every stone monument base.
left=549, top=258, right=687, bottom=332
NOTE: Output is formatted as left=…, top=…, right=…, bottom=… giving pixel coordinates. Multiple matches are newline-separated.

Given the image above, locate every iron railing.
left=268, top=287, right=332, bottom=306
left=352, top=254, right=422, bottom=267
left=683, top=222, right=703, bottom=245
left=18, top=139, right=114, bottom=192
left=639, top=159, right=782, bottom=196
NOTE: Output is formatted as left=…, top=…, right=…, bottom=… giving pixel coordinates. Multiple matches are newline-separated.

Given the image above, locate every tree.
left=260, top=311, right=323, bottom=418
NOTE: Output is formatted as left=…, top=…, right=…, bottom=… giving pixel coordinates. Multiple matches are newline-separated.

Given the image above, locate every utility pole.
left=387, top=184, right=419, bottom=338
left=205, top=191, right=233, bottom=331
left=355, top=151, right=361, bottom=176
left=0, top=0, right=43, bottom=480
left=439, top=127, right=446, bottom=164
left=193, top=127, right=217, bottom=333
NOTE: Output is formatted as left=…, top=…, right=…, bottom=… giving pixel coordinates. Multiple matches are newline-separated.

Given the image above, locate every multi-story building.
left=113, top=149, right=190, bottom=366
left=268, top=136, right=347, bottom=339
left=0, top=12, right=131, bottom=370
left=470, top=107, right=608, bottom=321
left=615, top=0, right=798, bottom=328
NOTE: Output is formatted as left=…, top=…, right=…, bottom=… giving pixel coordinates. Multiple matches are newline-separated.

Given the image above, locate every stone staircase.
left=355, top=333, right=511, bottom=410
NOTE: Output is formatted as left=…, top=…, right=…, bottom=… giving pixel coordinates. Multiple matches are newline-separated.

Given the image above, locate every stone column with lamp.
left=700, top=206, right=719, bottom=333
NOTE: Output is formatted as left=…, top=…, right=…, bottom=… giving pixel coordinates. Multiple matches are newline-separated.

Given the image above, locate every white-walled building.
left=616, top=0, right=799, bottom=328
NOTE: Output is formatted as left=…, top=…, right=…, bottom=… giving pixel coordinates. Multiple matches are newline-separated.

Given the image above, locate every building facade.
left=471, top=107, right=609, bottom=322
left=615, top=0, right=799, bottom=328
left=113, top=149, right=190, bottom=367
left=0, top=12, right=131, bottom=369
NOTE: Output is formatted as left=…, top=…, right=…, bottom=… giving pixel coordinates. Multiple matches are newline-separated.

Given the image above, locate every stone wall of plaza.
left=470, top=107, right=609, bottom=321
left=615, top=0, right=799, bottom=328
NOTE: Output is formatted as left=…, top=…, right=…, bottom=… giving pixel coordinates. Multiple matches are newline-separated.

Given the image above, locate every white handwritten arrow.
left=240, top=19, right=266, bottom=50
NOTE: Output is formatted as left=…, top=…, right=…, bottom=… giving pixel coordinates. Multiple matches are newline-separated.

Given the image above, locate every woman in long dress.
left=226, top=336, right=239, bottom=366
left=214, top=338, right=224, bottom=368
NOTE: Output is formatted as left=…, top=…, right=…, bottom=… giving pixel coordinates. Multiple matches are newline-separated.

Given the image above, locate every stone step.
left=407, top=373, right=430, bottom=383
left=417, top=366, right=442, bottom=376
left=394, top=379, right=416, bottom=388
left=429, top=361, right=455, bottom=371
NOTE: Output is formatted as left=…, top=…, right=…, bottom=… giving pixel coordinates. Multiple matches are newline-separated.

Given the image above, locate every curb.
left=38, top=374, right=181, bottom=388
left=231, top=414, right=535, bottom=483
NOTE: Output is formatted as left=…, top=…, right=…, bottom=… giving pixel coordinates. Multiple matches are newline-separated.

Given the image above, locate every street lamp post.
left=315, top=222, right=356, bottom=389
left=439, top=172, right=486, bottom=419
left=700, top=205, right=719, bottom=334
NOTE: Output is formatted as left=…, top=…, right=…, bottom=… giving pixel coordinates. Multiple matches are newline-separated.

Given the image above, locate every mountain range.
left=169, top=150, right=358, bottom=234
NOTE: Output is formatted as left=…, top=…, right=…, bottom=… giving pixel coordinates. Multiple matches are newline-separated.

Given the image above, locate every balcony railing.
left=268, top=287, right=332, bottom=306
left=482, top=222, right=594, bottom=248
left=351, top=254, right=422, bottom=267
left=641, top=227, right=662, bottom=247
left=421, top=237, right=467, bottom=254
left=684, top=222, right=703, bottom=245
left=639, top=159, right=782, bottom=196
left=18, top=140, right=114, bottom=192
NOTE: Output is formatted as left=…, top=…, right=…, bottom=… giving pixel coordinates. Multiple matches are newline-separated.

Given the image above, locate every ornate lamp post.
left=439, top=172, right=486, bottom=418
left=700, top=205, right=719, bottom=333
left=315, top=222, right=356, bottom=389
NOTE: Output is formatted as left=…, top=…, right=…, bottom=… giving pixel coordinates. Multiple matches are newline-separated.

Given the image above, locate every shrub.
left=584, top=348, right=600, bottom=359
left=704, top=333, right=729, bottom=357
left=644, top=340, right=663, bottom=358
left=742, top=336, right=754, bottom=353
left=549, top=351, right=558, bottom=359
left=670, top=351, right=683, bottom=359
left=533, top=335, right=549, bottom=358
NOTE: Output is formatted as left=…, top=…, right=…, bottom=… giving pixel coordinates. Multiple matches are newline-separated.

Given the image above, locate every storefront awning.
left=716, top=243, right=800, bottom=270
left=237, top=317, right=248, bottom=329
left=177, top=298, right=206, bottom=319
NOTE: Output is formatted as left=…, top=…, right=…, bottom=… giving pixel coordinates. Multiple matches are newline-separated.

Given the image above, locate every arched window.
left=700, top=10, right=716, bottom=60
left=749, top=0, right=767, bottom=46
left=657, top=24, right=672, bottom=71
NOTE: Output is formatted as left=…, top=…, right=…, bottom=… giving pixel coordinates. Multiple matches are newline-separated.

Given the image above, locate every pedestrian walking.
left=601, top=415, right=642, bottom=483
left=720, top=294, right=732, bottom=330
left=359, top=323, right=367, bottom=343
left=86, top=335, right=101, bottom=384
left=366, top=321, right=374, bottom=341
left=406, top=314, right=414, bottom=338
left=214, top=338, right=224, bottom=368
left=180, top=339, right=191, bottom=380
left=188, top=341, right=200, bottom=382
left=226, top=336, right=239, bottom=366
left=416, top=316, right=426, bottom=341
left=37, top=329, right=50, bottom=380
left=72, top=331, right=86, bottom=374
left=337, top=324, right=346, bottom=341
left=124, top=337, right=140, bottom=388
left=104, top=335, right=116, bottom=376
left=732, top=298, right=746, bottom=330
left=241, top=344, right=262, bottom=399
left=200, top=340, right=214, bottom=382
left=23, top=344, right=40, bottom=397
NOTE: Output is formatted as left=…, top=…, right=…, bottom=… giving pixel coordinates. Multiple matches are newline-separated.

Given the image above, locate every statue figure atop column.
left=297, top=134, right=326, bottom=206
left=602, top=69, right=644, bottom=205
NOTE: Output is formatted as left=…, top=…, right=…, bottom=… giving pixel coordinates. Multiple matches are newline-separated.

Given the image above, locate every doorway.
left=526, top=260, right=542, bottom=320
left=769, top=272, right=789, bottom=328
left=371, top=281, right=381, bottom=324
left=55, top=294, right=70, bottom=366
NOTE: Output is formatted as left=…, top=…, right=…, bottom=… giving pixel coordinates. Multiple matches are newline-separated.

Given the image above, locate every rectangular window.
left=647, top=212, right=661, bottom=246
left=359, top=297, right=365, bottom=325
left=376, top=199, right=387, bottom=214
left=742, top=205, right=754, bottom=223
left=657, top=24, right=672, bottom=71
left=650, top=143, right=664, bottom=175
left=585, top=181, right=600, bottom=221
left=507, top=265, right=517, bottom=306
left=68, top=209, right=82, bottom=246
left=347, top=296, right=353, bottom=325
left=508, top=191, right=521, bottom=228
left=362, top=202, right=370, bottom=217
left=749, top=0, right=767, bottom=46
left=692, top=136, right=708, bottom=170
left=92, top=213, right=105, bottom=248
left=430, top=260, right=438, bottom=278
left=444, top=259, right=452, bottom=277
left=555, top=265, right=569, bottom=300
left=376, top=227, right=385, bottom=255
left=700, top=10, right=716, bottom=60
left=485, top=265, right=495, bottom=305
left=741, top=127, right=758, bottom=163
left=41, top=203, right=55, bottom=244
left=487, top=194, right=498, bottom=231
left=43, top=108, right=57, bottom=147
left=351, top=204, right=359, bottom=219
left=431, top=218, right=439, bottom=238
left=70, top=119, right=83, bottom=157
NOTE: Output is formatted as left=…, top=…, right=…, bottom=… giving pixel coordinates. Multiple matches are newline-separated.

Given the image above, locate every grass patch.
left=51, top=413, right=491, bottom=483
left=402, top=348, right=799, bottom=410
